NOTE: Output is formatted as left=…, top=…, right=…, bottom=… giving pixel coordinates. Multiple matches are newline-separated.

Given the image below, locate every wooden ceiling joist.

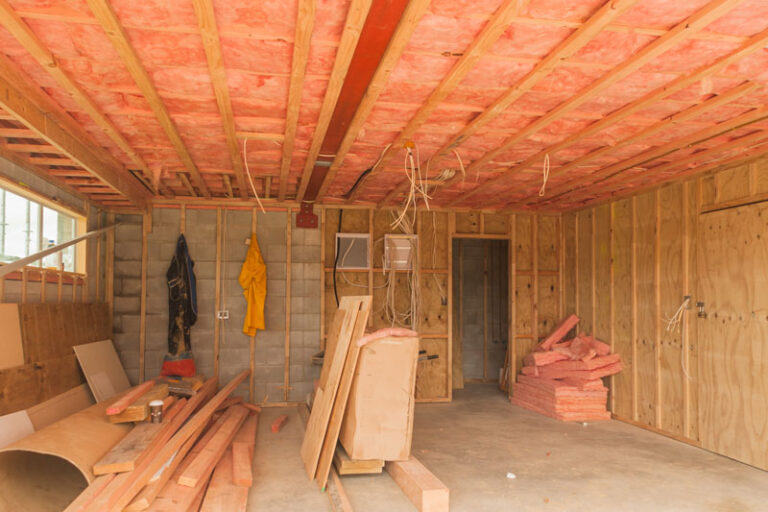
left=86, top=0, right=211, bottom=198
left=379, top=0, right=640, bottom=206
left=277, top=0, right=316, bottom=201
left=515, top=81, right=761, bottom=207
left=447, top=0, right=747, bottom=207
left=345, top=0, right=537, bottom=203
left=191, top=0, right=248, bottom=200
left=308, top=0, right=432, bottom=202
left=177, top=173, right=198, bottom=197
left=0, top=74, right=149, bottom=208
left=4, top=143, right=65, bottom=154
left=0, top=0, right=169, bottom=197
left=0, top=128, right=36, bottom=138
left=295, top=0, right=373, bottom=202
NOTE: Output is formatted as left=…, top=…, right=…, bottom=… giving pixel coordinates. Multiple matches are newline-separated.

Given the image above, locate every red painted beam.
left=301, top=0, right=410, bottom=203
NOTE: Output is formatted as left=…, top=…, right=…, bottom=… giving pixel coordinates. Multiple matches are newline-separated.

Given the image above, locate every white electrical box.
left=384, top=234, right=417, bottom=271
left=335, top=233, right=370, bottom=269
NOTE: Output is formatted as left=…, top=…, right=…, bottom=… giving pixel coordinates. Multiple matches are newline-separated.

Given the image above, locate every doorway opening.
left=451, top=238, right=509, bottom=391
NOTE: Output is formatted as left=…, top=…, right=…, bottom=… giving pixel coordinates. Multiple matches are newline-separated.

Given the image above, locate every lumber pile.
left=511, top=314, right=623, bottom=422
left=63, top=370, right=261, bottom=512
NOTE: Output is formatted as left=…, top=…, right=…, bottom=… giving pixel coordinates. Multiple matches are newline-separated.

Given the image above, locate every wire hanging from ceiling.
left=242, top=138, right=266, bottom=213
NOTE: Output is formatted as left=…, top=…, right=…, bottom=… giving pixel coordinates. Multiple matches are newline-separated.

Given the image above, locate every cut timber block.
left=386, top=457, right=449, bottom=512
left=107, top=380, right=155, bottom=415
left=200, top=449, right=248, bottom=512
left=536, top=314, right=579, bottom=352
left=271, top=414, right=288, bottom=433
left=109, top=384, right=169, bottom=423
left=333, top=444, right=383, bottom=475
left=178, top=405, right=249, bottom=487
left=232, top=442, right=253, bottom=487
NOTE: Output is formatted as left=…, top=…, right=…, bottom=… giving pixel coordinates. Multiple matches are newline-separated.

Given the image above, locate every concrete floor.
left=250, top=383, right=768, bottom=511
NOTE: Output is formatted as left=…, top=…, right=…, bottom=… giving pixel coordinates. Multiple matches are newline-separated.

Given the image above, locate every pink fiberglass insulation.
left=0, top=0, right=767, bottom=208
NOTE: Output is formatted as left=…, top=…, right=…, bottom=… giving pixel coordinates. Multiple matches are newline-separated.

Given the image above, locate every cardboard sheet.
left=73, top=340, right=131, bottom=402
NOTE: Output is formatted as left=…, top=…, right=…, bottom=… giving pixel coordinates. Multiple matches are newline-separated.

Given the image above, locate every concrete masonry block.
left=265, top=346, right=284, bottom=366
left=221, top=330, right=250, bottom=349
left=303, top=227, right=321, bottom=246
left=265, top=244, right=287, bottom=263
left=113, top=332, right=137, bottom=351
left=264, top=306, right=285, bottom=330
left=256, top=330, right=284, bottom=348
left=290, top=262, right=304, bottom=281
left=120, top=314, right=141, bottom=333
left=289, top=364, right=305, bottom=383
left=120, top=277, right=142, bottom=296
left=219, top=347, right=250, bottom=368
left=267, top=279, right=285, bottom=297
left=116, top=223, right=141, bottom=242
left=266, top=262, right=285, bottom=280
left=293, top=313, right=320, bottom=332
left=301, top=293, right=321, bottom=315
left=293, top=245, right=320, bottom=263
left=114, top=296, right=140, bottom=314
left=190, top=243, right=217, bottom=263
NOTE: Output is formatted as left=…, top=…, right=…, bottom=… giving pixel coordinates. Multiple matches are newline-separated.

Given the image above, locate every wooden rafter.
left=86, top=0, right=211, bottom=198
left=278, top=0, right=316, bottom=201
left=0, top=74, right=149, bottom=208
left=295, top=0, right=373, bottom=202
left=191, top=0, right=248, bottom=200
left=313, top=0, right=431, bottom=201
left=0, top=0, right=171, bottom=197
left=556, top=129, right=768, bottom=206
left=379, top=0, right=639, bottom=206
left=5, top=143, right=65, bottom=154
left=448, top=0, right=747, bottom=207
left=534, top=104, right=768, bottom=207
left=344, top=0, right=537, bottom=202
left=0, top=128, right=36, bottom=138
left=480, top=26, right=768, bottom=208
left=178, top=173, right=198, bottom=197
left=518, top=81, right=761, bottom=206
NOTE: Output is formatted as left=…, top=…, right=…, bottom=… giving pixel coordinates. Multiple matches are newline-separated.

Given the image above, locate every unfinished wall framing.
left=562, top=156, right=768, bottom=469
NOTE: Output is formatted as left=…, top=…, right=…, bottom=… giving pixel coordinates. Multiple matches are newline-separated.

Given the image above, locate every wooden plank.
left=94, top=400, right=184, bottom=475
left=191, top=0, right=248, bottom=198
left=278, top=0, right=315, bottom=200
left=315, top=296, right=372, bottom=489
left=106, top=380, right=155, bottom=415
left=0, top=1, right=161, bottom=196
left=108, top=384, right=169, bottom=424
left=635, top=191, right=657, bottom=426
left=178, top=405, right=249, bottom=488
left=381, top=0, right=639, bottom=205
left=0, top=74, right=148, bottom=208
left=214, top=208, right=222, bottom=377
left=139, top=213, right=149, bottom=382
left=314, top=0, right=431, bottom=200
left=348, top=0, right=533, bottom=201
left=199, top=450, right=248, bottom=511
left=85, top=0, right=210, bottom=197
left=386, top=457, right=449, bottom=512
left=577, top=209, right=594, bottom=334
left=450, top=0, right=748, bottom=206
left=296, top=0, right=372, bottom=201
left=285, top=209, right=292, bottom=400
left=231, top=442, right=252, bottom=487
left=333, top=444, right=383, bottom=475
left=301, top=297, right=363, bottom=479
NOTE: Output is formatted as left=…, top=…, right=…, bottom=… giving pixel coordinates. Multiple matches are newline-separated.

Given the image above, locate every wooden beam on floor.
left=309, top=0, right=431, bottom=202
left=0, top=74, right=150, bottom=209
left=295, top=0, right=373, bottom=202
left=0, top=0, right=169, bottom=197
left=447, top=0, right=747, bottom=207
left=379, top=0, right=639, bottom=206
left=386, top=457, right=449, bottom=512
left=86, top=0, right=211, bottom=198
left=345, top=0, right=536, bottom=202
left=191, top=0, right=248, bottom=200
left=278, top=0, right=315, bottom=201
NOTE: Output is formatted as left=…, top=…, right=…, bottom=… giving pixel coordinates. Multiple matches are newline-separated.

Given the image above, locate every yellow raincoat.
left=239, top=233, right=267, bottom=335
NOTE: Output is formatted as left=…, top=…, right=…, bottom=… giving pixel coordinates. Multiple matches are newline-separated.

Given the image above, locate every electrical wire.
left=664, top=296, right=693, bottom=381
left=333, top=210, right=343, bottom=307
left=242, top=138, right=266, bottom=213
left=538, top=154, right=550, bottom=196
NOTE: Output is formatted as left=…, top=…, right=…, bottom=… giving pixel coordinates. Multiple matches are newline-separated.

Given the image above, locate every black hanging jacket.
left=166, top=234, right=197, bottom=355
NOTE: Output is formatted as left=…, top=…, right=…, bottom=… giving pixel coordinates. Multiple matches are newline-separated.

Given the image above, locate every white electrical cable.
left=663, top=296, right=693, bottom=381
left=242, top=138, right=266, bottom=213
left=538, top=154, right=550, bottom=196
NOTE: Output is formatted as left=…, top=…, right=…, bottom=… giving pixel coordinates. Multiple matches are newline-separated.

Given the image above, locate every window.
left=0, top=187, right=80, bottom=272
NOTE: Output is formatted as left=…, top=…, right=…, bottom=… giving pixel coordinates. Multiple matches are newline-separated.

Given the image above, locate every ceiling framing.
left=0, top=0, right=765, bottom=212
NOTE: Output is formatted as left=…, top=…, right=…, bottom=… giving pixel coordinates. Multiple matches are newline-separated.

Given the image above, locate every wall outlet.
left=217, top=310, right=230, bottom=320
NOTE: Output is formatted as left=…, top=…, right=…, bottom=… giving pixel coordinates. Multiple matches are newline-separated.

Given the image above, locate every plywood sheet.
left=419, top=211, right=448, bottom=270
left=420, top=274, right=448, bottom=335
left=698, top=202, right=768, bottom=470
left=26, top=384, right=93, bottom=431
left=594, top=205, right=611, bottom=344
left=684, top=180, right=699, bottom=441
left=515, top=215, right=533, bottom=271
left=0, top=304, right=24, bottom=370
left=0, top=354, right=84, bottom=416
left=482, top=213, right=507, bottom=235
left=514, top=275, right=533, bottom=336
left=714, top=164, right=751, bottom=204
left=415, top=338, right=448, bottom=401
left=0, top=410, right=34, bottom=449
left=537, top=215, right=559, bottom=272
left=577, top=209, right=593, bottom=334
left=612, top=198, right=634, bottom=419
left=536, top=275, right=559, bottom=338
left=73, top=340, right=131, bottom=403
left=635, top=192, right=657, bottom=427
left=563, top=213, right=577, bottom=316
left=454, top=212, right=479, bottom=234
left=658, top=184, right=684, bottom=436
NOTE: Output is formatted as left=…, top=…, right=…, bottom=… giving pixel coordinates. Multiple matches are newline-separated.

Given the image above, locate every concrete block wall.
left=111, top=207, right=322, bottom=403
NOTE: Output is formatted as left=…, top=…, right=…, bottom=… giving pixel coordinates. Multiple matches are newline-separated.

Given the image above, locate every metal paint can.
left=149, top=399, right=164, bottom=423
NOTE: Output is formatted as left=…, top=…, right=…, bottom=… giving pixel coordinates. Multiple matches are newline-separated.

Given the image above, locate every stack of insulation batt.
left=510, top=314, right=622, bottom=422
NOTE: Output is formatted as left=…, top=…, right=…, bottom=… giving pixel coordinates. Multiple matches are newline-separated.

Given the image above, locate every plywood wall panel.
left=684, top=181, right=699, bottom=441
left=515, top=275, right=533, bottom=336
left=537, top=215, right=559, bottom=272
left=372, top=210, right=398, bottom=268
left=714, top=165, right=751, bottom=204
left=515, top=215, right=533, bottom=272
left=577, top=209, right=593, bottom=334
left=415, top=338, right=449, bottom=401
left=537, top=275, right=558, bottom=337
left=419, top=211, right=448, bottom=270
left=420, top=274, right=448, bottom=335
left=594, top=205, right=611, bottom=343
left=563, top=213, right=577, bottom=316
left=658, top=184, right=685, bottom=436
left=611, top=198, right=634, bottom=419
left=482, top=213, right=507, bottom=234
left=634, top=192, right=657, bottom=427
left=454, top=212, right=480, bottom=234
